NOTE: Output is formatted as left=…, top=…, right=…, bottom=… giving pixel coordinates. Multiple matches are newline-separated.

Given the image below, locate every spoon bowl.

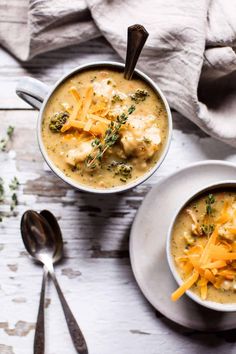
left=21, top=210, right=57, bottom=265
left=40, top=209, right=63, bottom=263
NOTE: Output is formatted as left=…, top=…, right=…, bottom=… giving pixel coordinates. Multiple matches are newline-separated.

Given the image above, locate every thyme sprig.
left=86, top=105, right=135, bottom=168
left=205, top=193, right=215, bottom=216
left=0, top=176, right=20, bottom=222
left=201, top=193, right=216, bottom=236
left=0, top=126, right=19, bottom=222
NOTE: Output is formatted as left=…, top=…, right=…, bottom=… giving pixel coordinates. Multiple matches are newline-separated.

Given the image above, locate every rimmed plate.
left=130, top=160, right=236, bottom=331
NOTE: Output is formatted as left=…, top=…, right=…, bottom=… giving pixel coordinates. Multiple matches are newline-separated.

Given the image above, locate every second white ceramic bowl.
left=166, top=180, right=236, bottom=312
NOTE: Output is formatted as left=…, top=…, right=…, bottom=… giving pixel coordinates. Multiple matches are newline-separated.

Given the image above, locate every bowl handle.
left=16, top=77, right=50, bottom=110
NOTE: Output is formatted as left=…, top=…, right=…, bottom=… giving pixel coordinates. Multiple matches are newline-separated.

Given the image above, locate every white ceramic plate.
left=130, top=160, right=236, bottom=331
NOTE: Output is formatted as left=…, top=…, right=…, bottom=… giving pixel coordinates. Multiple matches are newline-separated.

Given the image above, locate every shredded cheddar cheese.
left=60, top=85, right=113, bottom=137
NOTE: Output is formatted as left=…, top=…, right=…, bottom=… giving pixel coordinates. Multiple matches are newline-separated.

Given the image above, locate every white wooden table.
left=0, top=38, right=236, bottom=354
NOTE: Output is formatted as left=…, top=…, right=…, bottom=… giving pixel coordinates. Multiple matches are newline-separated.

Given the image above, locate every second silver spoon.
left=33, top=210, right=63, bottom=354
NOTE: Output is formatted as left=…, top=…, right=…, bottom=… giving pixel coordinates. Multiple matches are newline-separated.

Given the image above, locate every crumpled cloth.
left=1, top=0, right=236, bottom=146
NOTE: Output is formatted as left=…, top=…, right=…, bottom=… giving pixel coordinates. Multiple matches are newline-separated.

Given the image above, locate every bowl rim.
left=166, top=179, right=236, bottom=312
left=37, top=61, right=172, bottom=194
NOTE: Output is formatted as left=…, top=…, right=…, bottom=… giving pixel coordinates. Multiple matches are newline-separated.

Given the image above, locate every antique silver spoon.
left=124, top=24, right=149, bottom=80
left=30, top=210, right=63, bottom=354
left=21, top=210, right=88, bottom=354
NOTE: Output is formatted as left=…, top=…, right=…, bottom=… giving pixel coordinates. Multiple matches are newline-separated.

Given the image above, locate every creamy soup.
left=171, top=189, right=236, bottom=304
left=42, top=68, right=168, bottom=189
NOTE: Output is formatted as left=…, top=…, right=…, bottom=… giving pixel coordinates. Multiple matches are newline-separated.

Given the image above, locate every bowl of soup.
left=16, top=62, right=172, bottom=193
left=167, top=180, right=236, bottom=312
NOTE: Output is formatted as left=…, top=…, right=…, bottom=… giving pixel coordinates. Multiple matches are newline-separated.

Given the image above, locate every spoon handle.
left=50, top=272, right=88, bottom=354
left=34, top=267, right=47, bottom=354
left=124, top=24, right=149, bottom=80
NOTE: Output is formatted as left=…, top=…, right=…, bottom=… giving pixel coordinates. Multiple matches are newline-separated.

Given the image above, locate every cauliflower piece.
left=120, top=115, right=161, bottom=159
left=221, top=280, right=234, bottom=291
left=218, top=226, right=236, bottom=242
left=108, top=104, right=129, bottom=119
left=65, top=140, right=93, bottom=165
left=109, top=91, right=128, bottom=118
left=93, top=78, right=115, bottom=98
left=92, top=79, right=128, bottom=119
left=93, top=79, right=127, bottom=109
left=183, top=231, right=195, bottom=246
left=217, top=200, right=236, bottom=241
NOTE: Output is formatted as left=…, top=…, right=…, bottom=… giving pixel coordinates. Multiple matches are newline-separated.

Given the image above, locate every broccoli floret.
left=115, top=163, right=132, bottom=177
left=108, top=161, right=133, bottom=182
left=49, top=111, right=69, bottom=132
left=131, top=89, right=149, bottom=103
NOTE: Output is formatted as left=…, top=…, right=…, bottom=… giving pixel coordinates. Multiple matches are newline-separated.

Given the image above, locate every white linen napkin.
left=1, top=0, right=236, bottom=146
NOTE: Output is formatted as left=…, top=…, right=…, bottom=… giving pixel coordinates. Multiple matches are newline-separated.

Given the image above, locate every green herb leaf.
left=9, top=176, right=19, bottom=191
left=143, top=136, right=151, bottom=144
left=0, top=177, right=4, bottom=202
left=111, top=94, right=123, bottom=104
left=0, top=176, right=20, bottom=221
left=7, top=126, right=14, bottom=138
left=205, top=193, right=215, bottom=215
left=128, top=105, right=136, bottom=115
left=9, top=177, right=20, bottom=212
left=201, top=223, right=215, bottom=236
left=10, top=192, right=18, bottom=211
left=0, top=126, right=15, bottom=151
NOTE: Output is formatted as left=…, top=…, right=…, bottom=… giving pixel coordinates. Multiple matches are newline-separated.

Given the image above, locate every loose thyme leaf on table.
left=0, top=177, right=5, bottom=222
left=7, top=126, right=14, bottom=138
left=0, top=125, right=14, bottom=151
left=10, top=192, right=18, bottom=211
left=9, top=176, right=20, bottom=190
left=0, top=127, right=19, bottom=221
left=9, top=177, right=20, bottom=211
left=0, top=177, right=20, bottom=221
left=0, top=178, right=4, bottom=202
left=85, top=105, right=136, bottom=168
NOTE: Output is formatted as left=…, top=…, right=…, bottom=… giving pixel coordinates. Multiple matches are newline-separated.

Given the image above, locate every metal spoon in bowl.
left=21, top=210, right=88, bottom=354
left=124, top=24, right=149, bottom=80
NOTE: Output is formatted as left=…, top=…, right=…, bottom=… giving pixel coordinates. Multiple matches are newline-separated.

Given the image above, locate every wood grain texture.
left=0, top=39, right=236, bottom=354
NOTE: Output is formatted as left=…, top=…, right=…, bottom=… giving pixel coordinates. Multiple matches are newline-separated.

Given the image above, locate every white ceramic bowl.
left=16, top=61, right=172, bottom=194
left=166, top=180, right=236, bottom=312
